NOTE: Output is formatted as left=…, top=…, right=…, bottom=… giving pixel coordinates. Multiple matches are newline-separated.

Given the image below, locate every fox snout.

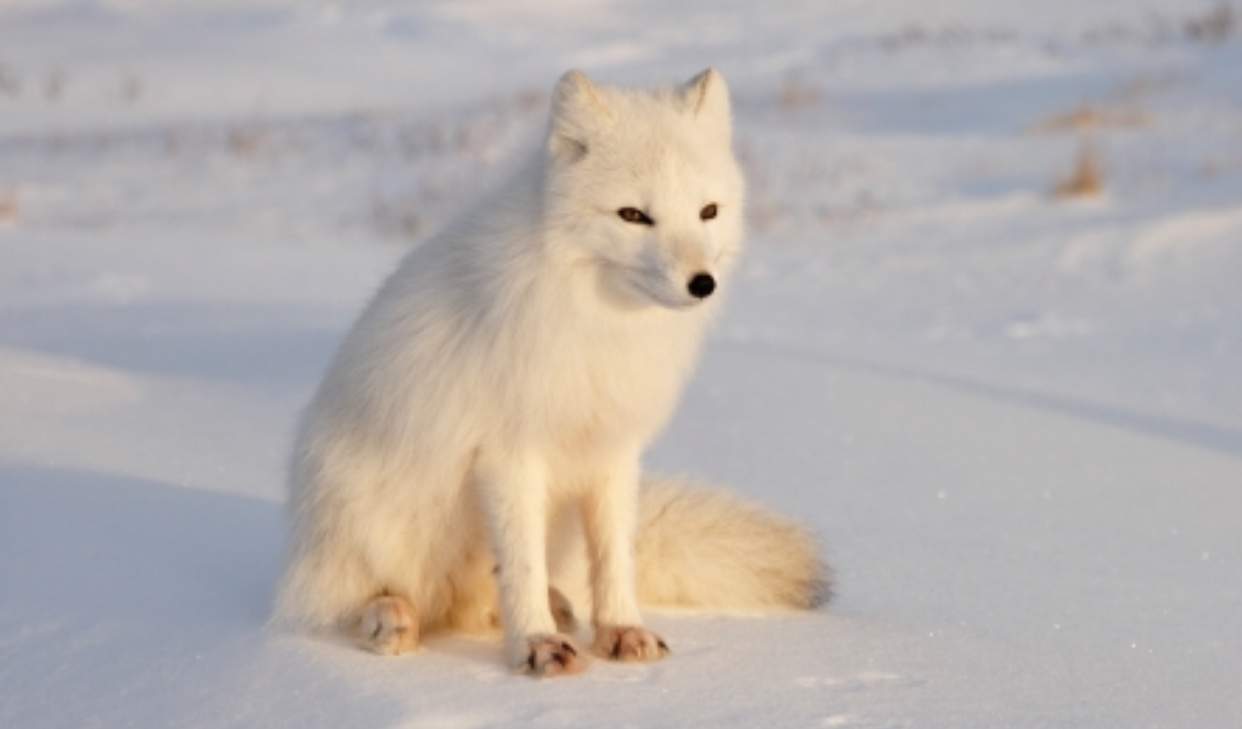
left=687, top=272, right=716, bottom=299
left=623, top=243, right=722, bottom=308
left=667, top=236, right=719, bottom=302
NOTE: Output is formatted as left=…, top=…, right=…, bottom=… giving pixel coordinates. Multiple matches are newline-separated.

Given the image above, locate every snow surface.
left=2, top=2, right=1241, bottom=727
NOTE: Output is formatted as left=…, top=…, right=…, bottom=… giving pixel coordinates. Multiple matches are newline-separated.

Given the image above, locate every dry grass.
left=1054, top=141, right=1105, bottom=199
left=1035, top=103, right=1149, bottom=133
left=1115, top=72, right=1180, bottom=103
left=0, top=189, right=19, bottom=223
left=43, top=67, right=65, bottom=102
left=370, top=198, right=421, bottom=240
left=227, top=126, right=268, bottom=157
left=778, top=75, right=822, bottom=110
left=120, top=72, right=143, bottom=105
left=1186, top=3, right=1235, bottom=44
left=0, top=63, right=19, bottom=97
left=512, top=88, right=545, bottom=113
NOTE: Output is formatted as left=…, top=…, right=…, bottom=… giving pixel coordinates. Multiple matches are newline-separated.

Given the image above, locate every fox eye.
left=700, top=203, right=718, bottom=221
left=617, top=207, right=654, bottom=225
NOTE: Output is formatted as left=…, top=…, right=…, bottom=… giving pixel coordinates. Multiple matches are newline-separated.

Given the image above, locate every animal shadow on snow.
left=720, top=342, right=1242, bottom=460
left=0, top=463, right=510, bottom=669
left=0, top=464, right=281, bottom=629
left=0, top=464, right=429, bottom=727
left=0, top=300, right=339, bottom=387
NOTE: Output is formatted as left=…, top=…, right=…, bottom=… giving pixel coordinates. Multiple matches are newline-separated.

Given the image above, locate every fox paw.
left=593, top=625, right=669, bottom=662
left=354, top=594, right=419, bottom=656
left=519, top=634, right=584, bottom=677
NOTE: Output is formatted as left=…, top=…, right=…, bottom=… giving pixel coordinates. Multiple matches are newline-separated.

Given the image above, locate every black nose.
left=687, top=272, right=716, bottom=299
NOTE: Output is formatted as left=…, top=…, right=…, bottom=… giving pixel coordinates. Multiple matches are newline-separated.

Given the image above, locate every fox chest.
left=522, top=328, right=694, bottom=453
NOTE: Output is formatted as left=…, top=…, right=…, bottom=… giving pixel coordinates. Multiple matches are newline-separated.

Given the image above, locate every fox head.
left=542, top=68, right=745, bottom=310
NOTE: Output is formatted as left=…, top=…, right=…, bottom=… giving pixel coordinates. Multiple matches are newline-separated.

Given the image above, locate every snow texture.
left=2, top=1, right=1241, bottom=727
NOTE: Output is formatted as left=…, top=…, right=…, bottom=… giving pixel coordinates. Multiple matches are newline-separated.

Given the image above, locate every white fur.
left=273, top=69, right=826, bottom=671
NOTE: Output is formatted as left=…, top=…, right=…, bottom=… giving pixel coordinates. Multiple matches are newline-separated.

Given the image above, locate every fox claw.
left=521, top=634, right=585, bottom=677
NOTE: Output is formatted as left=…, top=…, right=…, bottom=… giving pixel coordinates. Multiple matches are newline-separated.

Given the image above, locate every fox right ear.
left=548, top=69, right=611, bottom=163
left=678, top=67, right=732, bottom=142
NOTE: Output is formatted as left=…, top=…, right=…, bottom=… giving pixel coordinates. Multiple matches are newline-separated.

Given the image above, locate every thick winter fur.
left=273, top=68, right=828, bottom=676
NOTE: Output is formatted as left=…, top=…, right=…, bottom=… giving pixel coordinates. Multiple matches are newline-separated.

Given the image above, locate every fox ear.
left=548, top=69, right=611, bottom=163
left=678, top=67, right=732, bottom=141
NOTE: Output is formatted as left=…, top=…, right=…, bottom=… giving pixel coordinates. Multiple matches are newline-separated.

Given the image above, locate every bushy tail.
left=634, top=476, right=831, bottom=612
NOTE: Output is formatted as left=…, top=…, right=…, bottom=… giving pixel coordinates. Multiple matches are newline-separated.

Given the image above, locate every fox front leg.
left=581, top=454, right=669, bottom=662
left=474, top=448, right=584, bottom=677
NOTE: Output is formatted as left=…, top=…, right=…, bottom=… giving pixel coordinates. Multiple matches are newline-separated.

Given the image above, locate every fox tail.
left=633, top=475, right=830, bottom=612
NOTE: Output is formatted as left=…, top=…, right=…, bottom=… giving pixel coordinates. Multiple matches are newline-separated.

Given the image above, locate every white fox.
left=273, top=68, right=827, bottom=676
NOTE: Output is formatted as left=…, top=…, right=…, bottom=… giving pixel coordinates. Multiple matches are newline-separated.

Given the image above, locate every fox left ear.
left=678, top=67, right=732, bottom=141
left=548, top=69, right=613, bottom=164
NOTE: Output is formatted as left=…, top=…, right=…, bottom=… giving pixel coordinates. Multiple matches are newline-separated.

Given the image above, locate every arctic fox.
left=274, top=68, right=828, bottom=676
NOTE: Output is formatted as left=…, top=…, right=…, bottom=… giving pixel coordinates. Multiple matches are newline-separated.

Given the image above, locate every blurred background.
left=1, top=2, right=1240, bottom=728
left=3, top=1, right=1240, bottom=432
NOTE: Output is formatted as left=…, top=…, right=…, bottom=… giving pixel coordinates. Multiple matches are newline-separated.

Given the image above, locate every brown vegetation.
left=1054, top=141, right=1104, bottom=198
left=1185, top=3, right=1235, bottom=44
left=1034, top=104, right=1149, bottom=133
left=0, top=189, right=19, bottom=223
left=778, top=76, right=822, bottom=110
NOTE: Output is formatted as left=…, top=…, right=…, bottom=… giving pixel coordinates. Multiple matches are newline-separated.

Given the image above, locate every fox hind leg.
left=548, top=586, right=577, bottom=634
left=353, top=592, right=419, bottom=655
left=445, top=545, right=577, bottom=636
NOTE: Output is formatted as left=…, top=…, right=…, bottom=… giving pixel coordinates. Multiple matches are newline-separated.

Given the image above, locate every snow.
left=2, top=2, right=1241, bottom=727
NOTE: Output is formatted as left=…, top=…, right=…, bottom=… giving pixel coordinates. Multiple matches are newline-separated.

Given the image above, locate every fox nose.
left=687, top=272, right=716, bottom=299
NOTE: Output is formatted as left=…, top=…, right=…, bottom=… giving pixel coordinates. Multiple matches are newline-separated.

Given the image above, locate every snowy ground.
left=2, top=2, right=1241, bottom=727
